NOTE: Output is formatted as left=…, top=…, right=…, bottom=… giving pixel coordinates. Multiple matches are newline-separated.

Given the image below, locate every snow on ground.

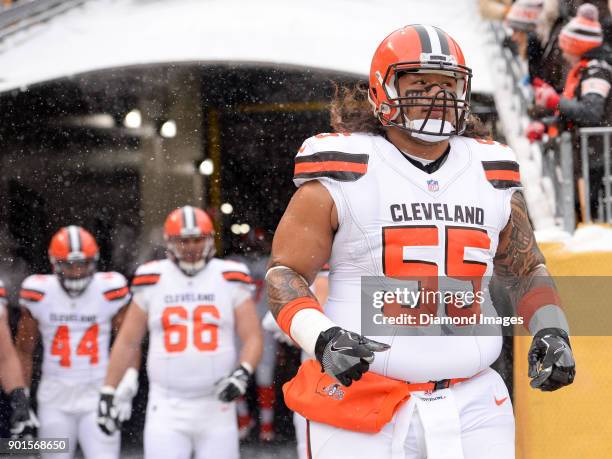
left=543, top=225, right=612, bottom=252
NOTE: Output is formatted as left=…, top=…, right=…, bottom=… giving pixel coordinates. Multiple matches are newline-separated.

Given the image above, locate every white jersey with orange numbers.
left=19, top=272, right=130, bottom=384
left=294, top=132, right=522, bottom=382
left=132, top=258, right=254, bottom=398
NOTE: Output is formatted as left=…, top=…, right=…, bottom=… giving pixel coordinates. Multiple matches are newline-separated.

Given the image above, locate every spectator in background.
left=529, top=3, right=612, bottom=218
left=529, top=0, right=611, bottom=91
left=479, top=0, right=513, bottom=21
left=506, top=0, right=546, bottom=78
left=533, top=0, right=573, bottom=90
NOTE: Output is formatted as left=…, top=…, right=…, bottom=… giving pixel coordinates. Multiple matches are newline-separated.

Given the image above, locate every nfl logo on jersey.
left=427, top=179, right=439, bottom=192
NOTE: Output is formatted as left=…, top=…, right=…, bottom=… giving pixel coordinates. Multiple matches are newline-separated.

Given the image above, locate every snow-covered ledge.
left=485, top=22, right=561, bottom=236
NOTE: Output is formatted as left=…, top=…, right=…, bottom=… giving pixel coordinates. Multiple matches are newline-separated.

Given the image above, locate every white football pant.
left=144, top=389, right=239, bottom=459
left=38, top=404, right=120, bottom=459
left=308, top=368, right=515, bottom=459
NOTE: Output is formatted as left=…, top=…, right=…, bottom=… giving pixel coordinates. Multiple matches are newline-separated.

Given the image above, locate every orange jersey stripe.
left=132, top=274, right=160, bottom=286
left=20, top=289, right=44, bottom=302
left=294, top=161, right=368, bottom=175
left=223, top=272, right=253, bottom=284
left=104, top=286, right=129, bottom=301
left=485, top=170, right=521, bottom=182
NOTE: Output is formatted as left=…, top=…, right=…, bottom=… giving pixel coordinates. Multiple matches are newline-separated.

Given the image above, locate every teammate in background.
left=16, top=226, right=137, bottom=459
left=0, top=280, right=39, bottom=439
left=98, top=206, right=263, bottom=459
left=229, top=228, right=278, bottom=442
left=262, top=266, right=329, bottom=459
left=267, top=24, right=576, bottom=457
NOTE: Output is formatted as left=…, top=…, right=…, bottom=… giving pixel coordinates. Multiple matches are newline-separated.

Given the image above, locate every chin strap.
left=406, top=118, right=454, bottom=143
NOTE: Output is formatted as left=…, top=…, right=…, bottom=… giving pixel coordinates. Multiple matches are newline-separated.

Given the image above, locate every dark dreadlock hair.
left=329, top=82, right=491, bottom=139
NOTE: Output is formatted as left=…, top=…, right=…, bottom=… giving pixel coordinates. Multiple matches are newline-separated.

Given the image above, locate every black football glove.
left=216, top=365, right=251, bottom=403
left=528, top=328, right=576, bottom=391
left=9, top=387, right=39, bottom=439
left=97, top=386, right=120, bottom=435
left=315, top=327, right=390, bottom=387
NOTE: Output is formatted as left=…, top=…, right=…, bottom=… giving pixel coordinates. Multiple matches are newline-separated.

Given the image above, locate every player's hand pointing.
left=315, top=327, right=390, bottom=387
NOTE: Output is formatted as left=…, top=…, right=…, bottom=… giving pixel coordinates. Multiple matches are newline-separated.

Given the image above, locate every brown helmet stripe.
left=181, top=206, right=197, bottom=234
left=434, top=27, right=450, bottom=56
left=67, top=225, right=81, bottom=253
left=413, top=25, right=432, bottom=54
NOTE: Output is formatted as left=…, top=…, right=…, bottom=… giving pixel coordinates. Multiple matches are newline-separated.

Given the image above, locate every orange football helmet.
left=48, top=226, right=99, bottom=296
left=164, top=206, right=215, bottom=276
left=368, top=24, right=472, bottom=140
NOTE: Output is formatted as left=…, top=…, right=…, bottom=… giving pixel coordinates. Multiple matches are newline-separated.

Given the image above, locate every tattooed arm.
left=494, top=191, right=575, bottom=391
left=493, top=191, right=568, bottom=334
left=267, top=181, right=388, bottom=383
left=267, top=180, right=335, bottom=319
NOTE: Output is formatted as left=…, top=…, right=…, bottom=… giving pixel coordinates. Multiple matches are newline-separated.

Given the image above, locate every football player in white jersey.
left=16, top=226, right=137, bottom=459
left=98, top=206, right=263, bottom=459
left=266, top=25, right=576, bottom=458
left=0, top=280, right=39, bottom=439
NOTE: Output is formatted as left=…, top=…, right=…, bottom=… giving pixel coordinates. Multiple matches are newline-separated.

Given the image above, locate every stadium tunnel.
left=0, top=0, right=511, bottom=448
left=0, top=63, right=502, bottom=266
left=0, top=63, right=360, bottom=272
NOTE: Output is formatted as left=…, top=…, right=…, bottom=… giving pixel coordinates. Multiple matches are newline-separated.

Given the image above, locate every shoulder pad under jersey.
left=97, top=272, right=130, bottom=302
left=460, top=137, right=522, bottom=190
left=293, top=133, right=372, bottom=186
left=20, top=274, right=50, bottom=303
left=219, top=259, right=253, bottom=285
left=132, top=260, right=163, bottom=288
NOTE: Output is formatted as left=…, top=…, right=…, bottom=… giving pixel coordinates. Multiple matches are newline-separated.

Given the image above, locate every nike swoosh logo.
left=330, top=344, right=353, bottom=352
left=495, top=397, right=508, bottom=406
left=554, top=345, right=566, bottom=354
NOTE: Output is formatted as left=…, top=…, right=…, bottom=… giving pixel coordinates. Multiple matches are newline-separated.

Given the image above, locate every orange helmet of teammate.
left=368, top=24, right=472, bottom=141
left=48, top=226, right=99, bottom=296
left=164, top=206, right=215, bottom=276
